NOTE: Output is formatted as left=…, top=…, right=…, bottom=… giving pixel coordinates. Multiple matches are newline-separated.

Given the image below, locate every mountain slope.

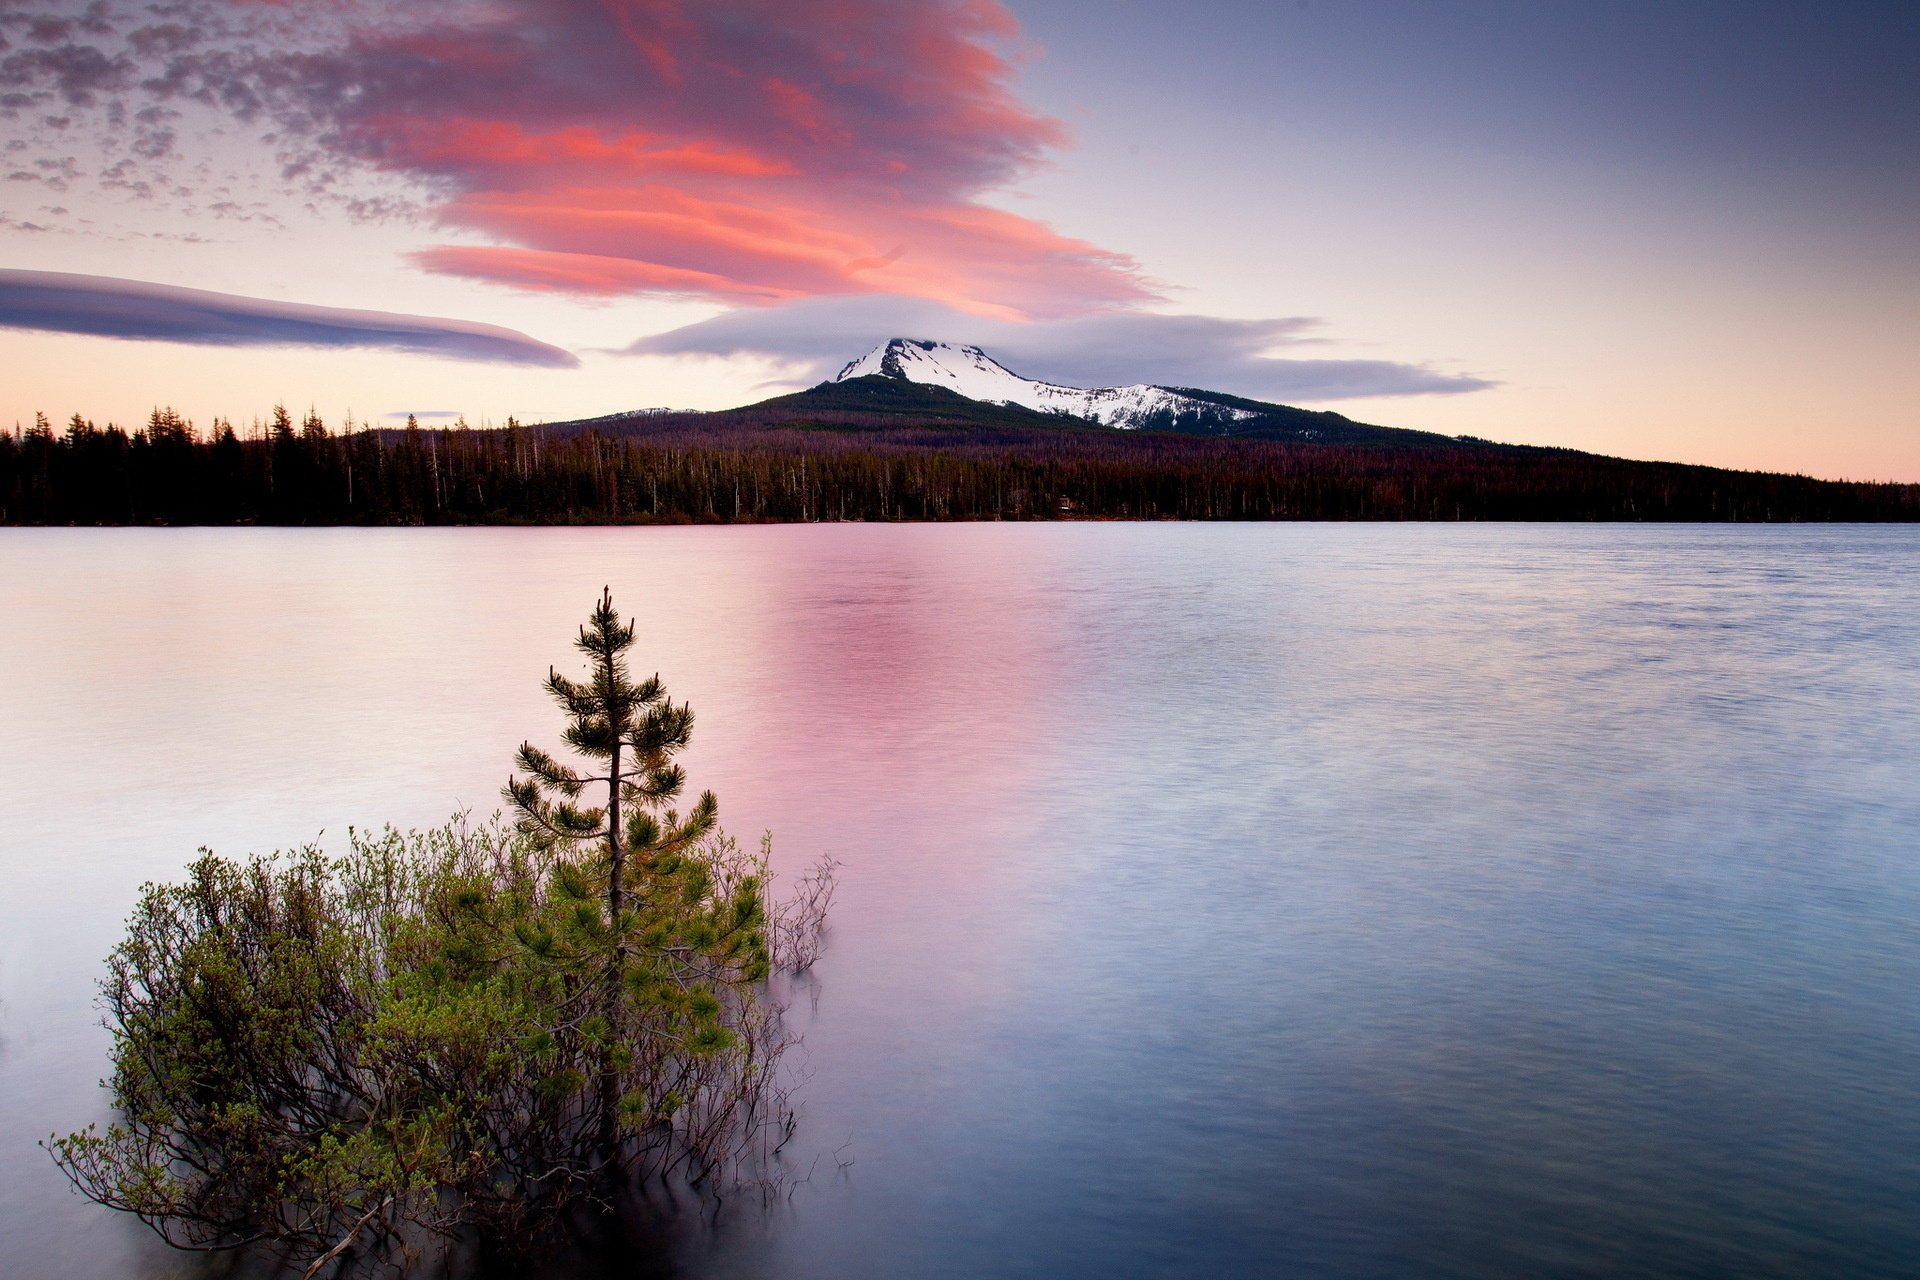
left=1149, top=386, right=1466, bottom=448
left=744, top=372, right=1101, bottom=429
left=825, top=338, right=1460, bottom=446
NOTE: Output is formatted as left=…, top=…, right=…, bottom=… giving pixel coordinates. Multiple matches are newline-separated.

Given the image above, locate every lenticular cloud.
left=623, top=297, right=1498, bottom=402
left=0, top=270, right=579, bottom=367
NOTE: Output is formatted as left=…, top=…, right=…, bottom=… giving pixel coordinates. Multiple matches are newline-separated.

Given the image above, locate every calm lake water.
left=2, top=524, right=1919, bottom=1279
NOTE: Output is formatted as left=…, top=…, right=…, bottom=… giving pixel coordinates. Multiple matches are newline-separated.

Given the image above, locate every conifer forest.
left=4, top=405, right=1915, bottom=525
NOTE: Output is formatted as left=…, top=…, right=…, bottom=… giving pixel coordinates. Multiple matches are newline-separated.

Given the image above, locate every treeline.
left=3, top=405, right=1916, bottom=524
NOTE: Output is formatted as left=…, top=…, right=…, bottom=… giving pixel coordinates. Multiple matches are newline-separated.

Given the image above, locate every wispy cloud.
left=623, top=297, right=1495, bottom=401
left=0, top=269, right=578, bottom=366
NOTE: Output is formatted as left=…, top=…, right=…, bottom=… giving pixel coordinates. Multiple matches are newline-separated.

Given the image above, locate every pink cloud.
left=407, top=246, right=797, bottom=303
left=272, top=0, right=1154, bottom=317
left=350, top=116, right=796, bottom=182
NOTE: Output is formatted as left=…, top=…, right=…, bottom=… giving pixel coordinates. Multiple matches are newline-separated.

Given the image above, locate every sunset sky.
left=1, top=0, right=1915, bottom=479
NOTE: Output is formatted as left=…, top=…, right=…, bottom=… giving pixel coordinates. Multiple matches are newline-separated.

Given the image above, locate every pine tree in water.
left=49, top=590, right=832, bottom=1276
left=504, top=586, right=736, bottom=1154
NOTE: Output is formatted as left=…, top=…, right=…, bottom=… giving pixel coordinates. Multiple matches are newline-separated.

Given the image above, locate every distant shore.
left=5, top=414, right=1916, bottom=525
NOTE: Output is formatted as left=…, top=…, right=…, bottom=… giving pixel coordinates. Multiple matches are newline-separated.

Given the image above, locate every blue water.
left=2, top=525, right=1917, bottom=1278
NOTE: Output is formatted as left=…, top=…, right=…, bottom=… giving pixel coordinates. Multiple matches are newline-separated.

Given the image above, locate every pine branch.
left=514, top=743, right=585, bottom=797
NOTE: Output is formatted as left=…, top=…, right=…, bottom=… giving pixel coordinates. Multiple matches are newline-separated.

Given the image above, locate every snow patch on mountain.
left=833, top=338, right=1261, bottom=431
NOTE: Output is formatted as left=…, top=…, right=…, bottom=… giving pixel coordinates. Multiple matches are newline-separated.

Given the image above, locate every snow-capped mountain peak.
left=834, top=338, right=1020, bottom=388
left=831, top=337, right=1260, bottom=432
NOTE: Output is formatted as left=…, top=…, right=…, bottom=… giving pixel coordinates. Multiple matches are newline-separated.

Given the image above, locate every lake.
left=2, top=524, right=1918, bottom=1279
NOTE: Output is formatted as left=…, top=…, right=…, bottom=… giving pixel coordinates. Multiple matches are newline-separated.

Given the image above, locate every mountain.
left=832, top=338, right=1251, bottom=432
left=534, top=335, right=1455, bottom=447
left=820, top=337, right=1455, bottom=447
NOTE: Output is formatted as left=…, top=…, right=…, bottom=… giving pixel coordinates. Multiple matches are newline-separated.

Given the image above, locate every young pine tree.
left=504, top=587, right=728, bottom=1151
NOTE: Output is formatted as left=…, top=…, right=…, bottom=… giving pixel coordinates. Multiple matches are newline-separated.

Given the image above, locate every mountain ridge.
left=829, top=337, right=1265, bottom=434
left=783, top=337, right=1466, bottom=448
left=536, top=335, right=1474, bottom=449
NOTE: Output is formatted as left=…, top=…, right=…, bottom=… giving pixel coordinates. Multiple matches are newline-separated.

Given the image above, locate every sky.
left=0, top=0, right=1915, bottom=479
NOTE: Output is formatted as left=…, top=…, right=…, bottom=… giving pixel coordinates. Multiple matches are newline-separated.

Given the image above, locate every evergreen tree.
left=505, top=588, right=721, bottom=1151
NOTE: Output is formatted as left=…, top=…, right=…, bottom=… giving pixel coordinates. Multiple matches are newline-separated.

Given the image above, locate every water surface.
left=2, top=524, right=1918, bottom=1279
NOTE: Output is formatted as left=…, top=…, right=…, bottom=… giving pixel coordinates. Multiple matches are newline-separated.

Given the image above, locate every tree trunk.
left=600, top=650, right=625, bottom=1157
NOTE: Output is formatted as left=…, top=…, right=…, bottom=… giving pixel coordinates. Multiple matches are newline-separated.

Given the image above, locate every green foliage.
left=49, top=820, right=793, bottom=1270
left=49, top=593, right=834, bottom=1275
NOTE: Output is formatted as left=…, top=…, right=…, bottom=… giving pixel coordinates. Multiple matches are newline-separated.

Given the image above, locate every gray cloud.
left=0, top=269, right=578, bottom=367
left=622, top=297, right=1494, bottom=402
left=0, top=39, right=134, bottom=107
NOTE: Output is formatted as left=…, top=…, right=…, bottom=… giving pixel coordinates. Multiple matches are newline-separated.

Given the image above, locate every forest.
left=4, top=403, right=1916, bottom=524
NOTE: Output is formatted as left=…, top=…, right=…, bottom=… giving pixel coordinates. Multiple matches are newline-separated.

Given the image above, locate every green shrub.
left=49, top=591, right=832, bottom=1275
